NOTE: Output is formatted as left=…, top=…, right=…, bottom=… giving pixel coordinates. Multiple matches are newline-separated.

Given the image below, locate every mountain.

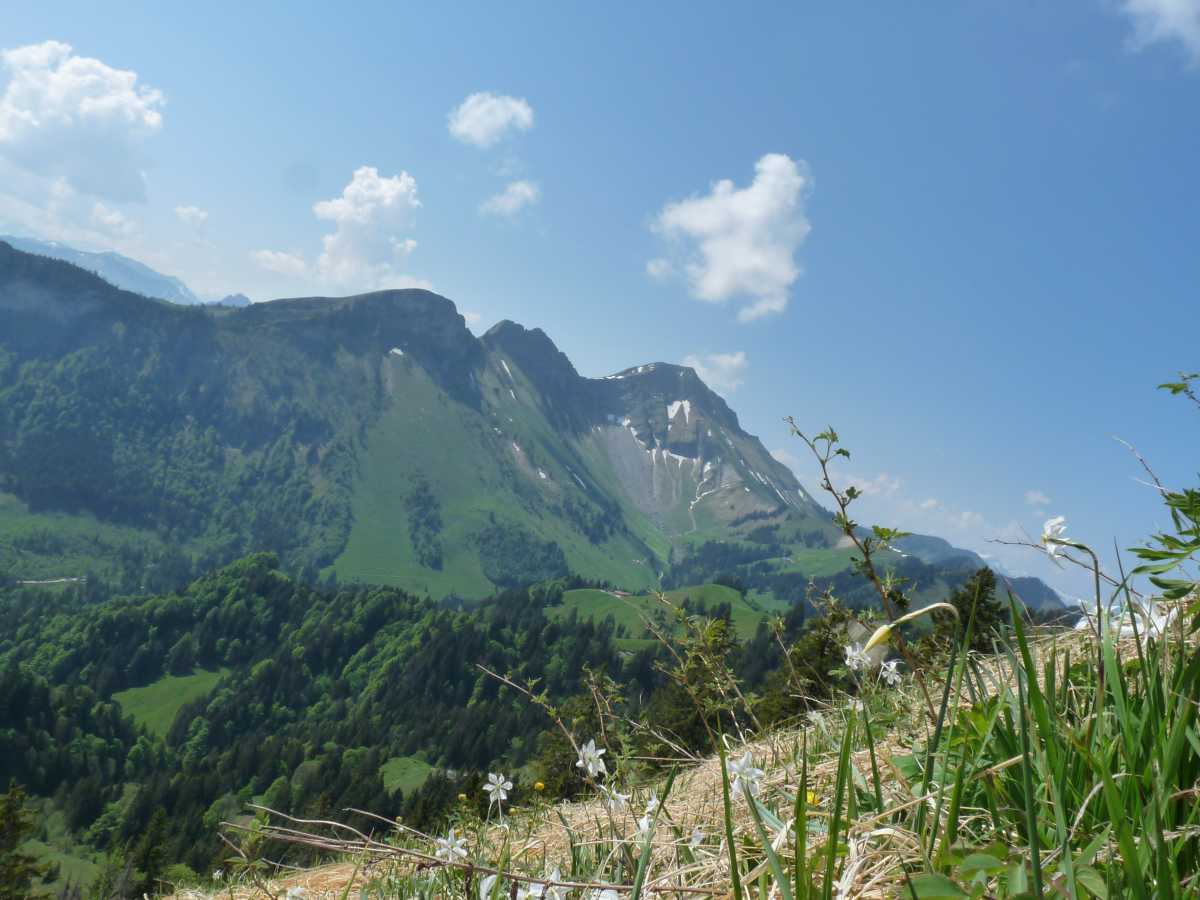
left=0, top=240, right=1059, bottom=609
left=208, top=292, right=251, bottom=307
left=0, top=234, right=202, bottom=305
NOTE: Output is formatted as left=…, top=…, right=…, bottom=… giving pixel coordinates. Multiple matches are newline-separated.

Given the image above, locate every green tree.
left=0, top=782, right=54, bottom=900
left=937, top=566, right=1005, bottom=652
left=127, top=808, right=168, bottom=896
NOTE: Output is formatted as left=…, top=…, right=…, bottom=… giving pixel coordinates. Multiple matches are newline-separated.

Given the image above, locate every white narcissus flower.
left=483, top=772, right=513, bottom=804
left=645, top=789, right=659, bottom=815
left=434, top=827, right=468, bottom=862
left=844, top=642, right=869, bottom=672
left=689, top=826, right=705, bottom=849
left=636, top=813, right=654, bottom=838
left=479, top=874, right=499, bottom=899
left=1041, top=515, right=1068, bottom=561
left=286, top=889, right=308, bottom=900
left=727, top=751, right=764, bottom=798
left=879, top=659, right=902, bottom=687
left=522, top=868, right=565, bottom=900
left=600, top=784, right=629, bottom=812
left=212, top=870, right=224, bottom=882
left=576, top=739, right=607, bottom=778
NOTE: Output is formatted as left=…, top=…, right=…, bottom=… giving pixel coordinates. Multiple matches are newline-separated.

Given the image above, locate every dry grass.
left=169, top=614, right=1196, bottom=899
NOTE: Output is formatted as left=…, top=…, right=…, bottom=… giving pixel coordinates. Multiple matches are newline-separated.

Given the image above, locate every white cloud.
left=834, top=471, right=904, bottom=497
left=251, top=249, right=308, bottom=278
left=174, top=204, right=208, bottom=229
left=480, top=180, right=540, bottom=216
left=448, top=92, right=534, bottom=148
left=0, top=41, right=164, bottom=203
left=1119, top=0, right=1200, bottom=64
left=89, top=200, right=135, bottom=237
left=1024, top=489, right=1051, bottom=507
left=682, top=350, right=747, bottom=395
left=646, top=257, right=674, bottom=280
left=649, top=153, right=812, bottom=322
left=253, top=166, right=430, bottom=292
left=313, top=166, right=421, bottom=288
left=320, top=169, right=427, bottom=286
left=770, top=447, right=804, bottom=475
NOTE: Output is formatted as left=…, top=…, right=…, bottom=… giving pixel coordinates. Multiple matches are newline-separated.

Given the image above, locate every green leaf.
left=746, top=795, right=794, bottom=900
left=630, top=767, right=677, bottom=899
left=956, top=853, right=1005, bottom=878
left=907, top=873, right=967, bottom=898
left=1075, top=865, right=1108, bottom=899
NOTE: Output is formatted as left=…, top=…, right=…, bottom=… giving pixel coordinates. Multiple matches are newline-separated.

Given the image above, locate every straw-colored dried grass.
left=169, top=613, right=1195, bottom=899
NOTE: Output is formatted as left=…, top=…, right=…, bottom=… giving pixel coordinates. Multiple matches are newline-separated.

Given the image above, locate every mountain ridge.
left=0, top=234, right=203, bottom=305
left=0, top=240, right=1060, bottom=609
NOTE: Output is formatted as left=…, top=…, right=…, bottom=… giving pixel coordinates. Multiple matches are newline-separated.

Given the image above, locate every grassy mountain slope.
left=0, top=240, right=1061, bottom=610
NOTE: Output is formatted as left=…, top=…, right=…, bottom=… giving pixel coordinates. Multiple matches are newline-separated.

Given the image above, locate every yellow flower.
left=806, top=790, right=818, bottom=806
left=458, top=793, right=468, bottom=802
left=534, top=781, right=545, bottom=792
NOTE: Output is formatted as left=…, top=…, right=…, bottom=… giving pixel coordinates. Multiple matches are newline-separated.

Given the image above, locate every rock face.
left=0, top=240, right=1061, bottom=607
left=484, top=321, right=819, bottom=533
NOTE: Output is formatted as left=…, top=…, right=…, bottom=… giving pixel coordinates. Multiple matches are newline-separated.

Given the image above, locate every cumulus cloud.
left=682, top=350, right=747, bottom=395
left=448, top=92, right=534, bottom=147
left=174, top=204, right=207, bottom=229
left=312, top=165, right=422, bottom=288
left=1024, top=489, right=1051, bottom=507
left=0, top=40, right=164, bottom=203
left=770, top=447, right=804, bottom=475
left=90, top=200, right=135, bottom=237
left=253, top=165, right=431, bottom=292
left=251, top=249, right=308, bottom=278
left=834, top=472, right=904, bottom=497
left=649, top=153, right=812, bottom=322
left=1119, top=0, right=1200, bottom=63
left=646, top=257, right=674, bottom=280
left=480, top=180, right=540, bottom=216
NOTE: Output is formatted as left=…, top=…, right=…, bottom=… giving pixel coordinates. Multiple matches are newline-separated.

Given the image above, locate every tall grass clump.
left=204, top=380, right=1199, bottom=899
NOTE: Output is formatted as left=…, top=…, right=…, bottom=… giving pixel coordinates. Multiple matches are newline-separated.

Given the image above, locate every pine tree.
left=0, top=782, right=54, bottom=900
left=128, top=808, right=168, bottom=897
left=938, top=567, right=1005, bottom=652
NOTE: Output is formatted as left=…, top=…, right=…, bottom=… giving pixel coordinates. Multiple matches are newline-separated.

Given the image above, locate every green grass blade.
left=795, top=733, right=809, bottom=900
left=747, top=792, right=794, bottom=900
left=716, top=736, right=745, bottom=900
left=631, top=767, right=677, bottom=900
left=821, top=709, right=856, bottom=900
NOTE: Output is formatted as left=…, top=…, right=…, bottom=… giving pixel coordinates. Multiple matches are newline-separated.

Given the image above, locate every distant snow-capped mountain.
left=0, top=234, right=202, bottom=305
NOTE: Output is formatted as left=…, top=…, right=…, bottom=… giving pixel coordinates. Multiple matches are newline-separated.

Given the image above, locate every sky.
left=2, top=1, right=1198, bottom=601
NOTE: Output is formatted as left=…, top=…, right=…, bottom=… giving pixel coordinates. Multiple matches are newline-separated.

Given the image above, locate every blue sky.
left=3, top=2, right=1198, bottom=600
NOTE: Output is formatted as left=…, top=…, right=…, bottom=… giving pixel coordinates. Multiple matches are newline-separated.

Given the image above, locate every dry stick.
left=474, top=663, right=637, bottom=873
left=648, top=595, right=763, bottom=738
left=1113, top=436, right=1173, bottom=499
left=787, top=420, right=936, bottom=720
left=226, top=809, right=720, bottom=895
left=642, top=606, right=754, bottom=746
left=990, top=537, right=1144, bottom=601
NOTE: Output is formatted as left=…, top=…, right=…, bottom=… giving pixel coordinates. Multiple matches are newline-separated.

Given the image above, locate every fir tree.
left=0, top=782, right=54, bottom=900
